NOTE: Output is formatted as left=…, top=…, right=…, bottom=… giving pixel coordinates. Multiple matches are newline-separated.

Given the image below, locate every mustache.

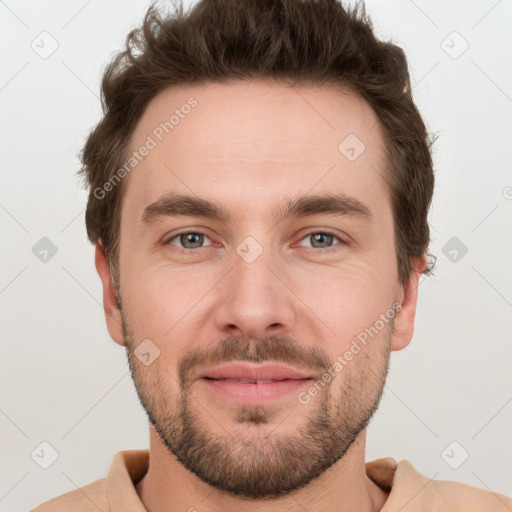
left=178, top=335, right=332, bottom=388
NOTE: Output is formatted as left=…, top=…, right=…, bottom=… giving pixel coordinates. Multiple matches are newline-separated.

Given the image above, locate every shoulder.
left=431, top=475, right=512, bottom=511
left=31, top=478, right=109, bottom=512
left=398, top=459, right=512, bottom=511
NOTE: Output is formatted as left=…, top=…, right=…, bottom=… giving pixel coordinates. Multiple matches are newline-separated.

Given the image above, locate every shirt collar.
left=107, top=449, right=149, bottom=512
left=107, top=450, right=434, bottom=511
left=368, top=457, right=435, bottom=511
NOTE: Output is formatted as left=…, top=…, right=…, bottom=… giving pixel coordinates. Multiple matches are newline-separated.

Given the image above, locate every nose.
left=213, top=240, right=297, bottom=341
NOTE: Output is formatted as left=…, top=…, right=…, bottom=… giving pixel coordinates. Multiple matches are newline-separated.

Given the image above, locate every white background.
left=1, top=0, right=511, bottom=510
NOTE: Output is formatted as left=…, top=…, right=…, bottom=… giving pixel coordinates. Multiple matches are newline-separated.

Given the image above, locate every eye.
left=165, top=230, right=214, bottom=251
left=164, top=229, right=345, bottom=253
left=296, top=231, right=345, bottom=251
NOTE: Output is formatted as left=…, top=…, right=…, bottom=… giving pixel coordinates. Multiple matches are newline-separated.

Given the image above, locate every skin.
left=95, top=80, right=425, bottom=512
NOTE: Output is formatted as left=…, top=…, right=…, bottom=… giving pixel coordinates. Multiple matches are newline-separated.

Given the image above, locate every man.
left=32, top=0, right=512, bottom=510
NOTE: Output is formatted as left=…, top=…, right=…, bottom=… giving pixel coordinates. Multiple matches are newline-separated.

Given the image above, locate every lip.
left=196, top=362, right=312, bottom=381
left=199, top=378, right=313, bottom=406
left=196, top=362, right=314, bottom=406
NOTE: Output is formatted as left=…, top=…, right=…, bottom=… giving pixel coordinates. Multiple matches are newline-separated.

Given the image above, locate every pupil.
left=313, top=233, right=331, bottom=247
left=183, top=233, right=202, bottom=248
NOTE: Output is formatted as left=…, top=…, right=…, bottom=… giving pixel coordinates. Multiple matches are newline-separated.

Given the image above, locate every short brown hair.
left=80, top=0, right=436, bottom=287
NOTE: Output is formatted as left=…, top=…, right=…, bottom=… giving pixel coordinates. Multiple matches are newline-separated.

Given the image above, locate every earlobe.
left=94, top=242, right=125, bottom=346
left=390, top=255, right=427, bottom=352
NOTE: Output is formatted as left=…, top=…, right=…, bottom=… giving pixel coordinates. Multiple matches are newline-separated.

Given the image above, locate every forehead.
left=122, top=80, right=390, bottom=224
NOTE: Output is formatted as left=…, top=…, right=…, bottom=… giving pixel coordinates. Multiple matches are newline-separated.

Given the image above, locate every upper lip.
left=197, top=362, right=313, bottom=381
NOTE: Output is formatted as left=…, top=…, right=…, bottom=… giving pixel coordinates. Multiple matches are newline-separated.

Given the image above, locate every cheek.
left=297, top=264, right=395, bottom=341
left=121, top=260, right=212, bottom=347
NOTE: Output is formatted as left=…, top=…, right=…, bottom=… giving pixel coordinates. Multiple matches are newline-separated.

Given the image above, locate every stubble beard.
left=123, top=311, right=392, bottom=499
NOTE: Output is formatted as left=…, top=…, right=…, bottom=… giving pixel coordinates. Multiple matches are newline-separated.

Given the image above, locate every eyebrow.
left=140, top=192, right=372, bottom=226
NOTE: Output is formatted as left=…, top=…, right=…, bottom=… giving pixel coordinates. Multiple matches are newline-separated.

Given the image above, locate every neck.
left=135, top=426, right=389, bottom=512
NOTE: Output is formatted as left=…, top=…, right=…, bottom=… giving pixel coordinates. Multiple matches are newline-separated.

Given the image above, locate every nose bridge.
left=236, top=233, right=275, bottom=294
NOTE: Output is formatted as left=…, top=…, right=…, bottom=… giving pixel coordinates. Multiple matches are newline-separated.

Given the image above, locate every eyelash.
left=164, top=229, right=345, bottom=254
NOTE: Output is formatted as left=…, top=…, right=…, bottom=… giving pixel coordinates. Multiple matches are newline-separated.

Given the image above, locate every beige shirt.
left=31, top=450, right=512, bottom=511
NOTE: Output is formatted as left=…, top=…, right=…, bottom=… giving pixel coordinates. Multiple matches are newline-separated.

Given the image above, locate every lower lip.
left=199, top=378, right=313, bottom=406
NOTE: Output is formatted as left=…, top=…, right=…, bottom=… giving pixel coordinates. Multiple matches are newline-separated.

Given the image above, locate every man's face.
left=101, top=80, right=414, bottom=498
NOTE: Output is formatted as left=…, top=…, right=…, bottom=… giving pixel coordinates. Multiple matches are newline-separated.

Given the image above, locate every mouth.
left=197, top=361, right=313, bottom=381
left=203, top=378, right=298, bottom=383
left=196, top=362, right=314, bottom=405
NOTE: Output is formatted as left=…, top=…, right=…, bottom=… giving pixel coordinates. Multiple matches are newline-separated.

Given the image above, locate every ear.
left=391, top=254, right=427, bottom=352
left=94, top=242, right=125, bottom=347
